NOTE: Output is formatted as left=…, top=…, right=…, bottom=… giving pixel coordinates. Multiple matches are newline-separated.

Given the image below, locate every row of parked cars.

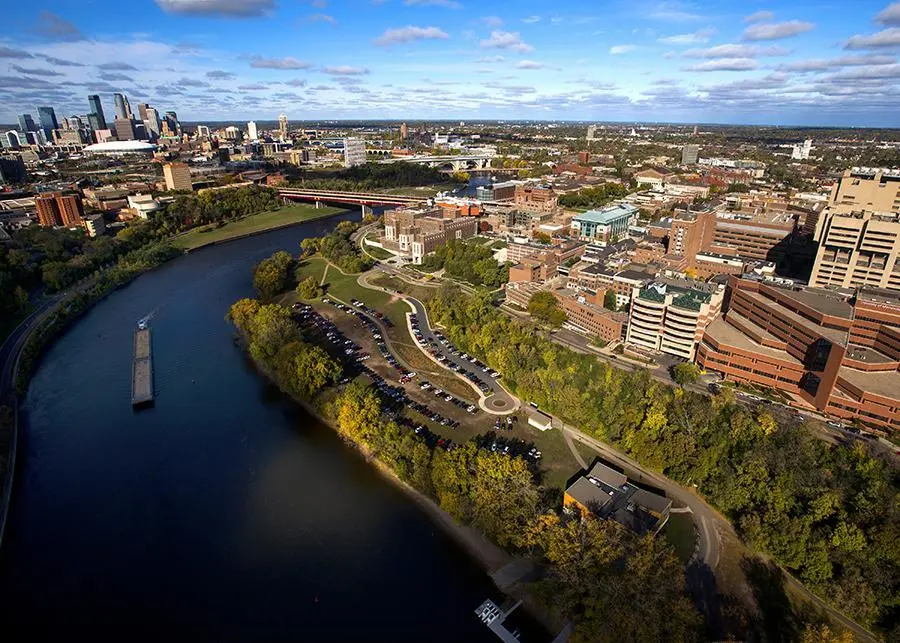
left=477, top=431, right=542, bottom=463
left=369, top=374, right=462, bottom=430
left=408, top=316, right=500, bottom=395
left=291, top=303, right=370, bottom=372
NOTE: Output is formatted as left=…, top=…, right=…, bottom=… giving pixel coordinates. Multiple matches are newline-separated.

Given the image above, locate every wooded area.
left=419, top=239, right=509, bottom=287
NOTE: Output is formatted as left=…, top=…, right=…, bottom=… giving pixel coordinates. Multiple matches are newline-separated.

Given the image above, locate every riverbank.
left=233, top=333, right=562, bottom=638
left=172, top=203, right=346, bottom=251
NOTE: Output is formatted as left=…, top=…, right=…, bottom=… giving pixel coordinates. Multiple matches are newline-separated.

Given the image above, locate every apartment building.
left=626, top=279, right=724, bottom=360
left=35, top=192, right=83, bottom=228
left=163, top=162, right=192, bottom=191
left=509, top=255, right=558, bottom=283
left=343, top=138, right=367, bottom=168
left=571, top=204, right=638, bottom=245
left=697, top=277, right=900, bottom=433
left=809, top=209, right=900, bottom=292
left=382, top=206, right=477, bottom=263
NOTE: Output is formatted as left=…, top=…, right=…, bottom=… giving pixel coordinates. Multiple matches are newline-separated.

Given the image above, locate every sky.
left=1, top=0, right=900, bottom=127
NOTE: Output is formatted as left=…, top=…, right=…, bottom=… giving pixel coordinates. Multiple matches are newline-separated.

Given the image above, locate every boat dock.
left=132, top=327, right=154, bottom=408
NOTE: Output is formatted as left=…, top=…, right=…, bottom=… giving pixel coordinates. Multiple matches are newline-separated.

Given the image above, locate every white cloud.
left=687, top=58, right=758, bottom=71
left=475, top=55, right=505, bottom=63
left=877, top=3, right=900, bottom=26
left=845, top=27, right=900, bottom=49
left=482, top=16, right=503, bottom=27
left=648, top=2, right=705, bottom=22
left=778, top=54, right=897, bottom=72
left=404, top=0, right=462, bottom=8
left=480, top=30, right=534, bottom=53
left=307, top=13, right=337, bottom=26
left=521, top=15, right=541, bottom=24
left=658, top=28, right=714, bottom=45
left=742, top=20, right=814, bottom=41
left=154, top=0, right=276, bottom=17
left=322, top=65, right=369, bottom=75
left=515, top=60, right=551, bottom=69
left=373, top=26, right=449, bottom=46
left=683, top=44, right=789, bottom=58
left=744, top=10, right=774, bottom=23
left=249, top=56, right=312, bottom=69
left=609, top=45, right=636, bottom=55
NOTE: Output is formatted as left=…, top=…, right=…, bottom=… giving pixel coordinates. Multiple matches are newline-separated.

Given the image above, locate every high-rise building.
left=164, top=111, right=180, bottom=135
left=35, top=192, right=84, bottom=228
left=824, top=167, right=900, bottom=217
left=137, top=103, right=149, bottom=121
left=82, top=214, right=106, bottom=238
left=791, top=139, right=813, bottom=160
left=2, top=131, right=21, bottom=150
left=247, top=121, right=258, bottom=140
left=114, top=93, right=132, bottom=120
left=37, top=106, right=59, bottom=139
left=196, top=124, right=211, bottom=138
left=681, top=144, right=699, bottom=165
left=163, top=162, right=193, bottom=192
left=278, top=113, right=288, bottom=140
left=114, top=118, right=136, bottom=141
left=18, top=114, right=36, bottom=132
left=343, top=137, right=366, bottom=167
left=88, top=95, right=107, bottom=130
left=144, top=107, right=161, bottom=139
left=400, top=122, right=408, bottom=140
left=625, top=279, right=724, bottom=360
left=586, top=125, right=597, bottom=141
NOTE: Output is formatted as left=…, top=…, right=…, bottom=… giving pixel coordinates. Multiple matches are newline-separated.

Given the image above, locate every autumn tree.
left=253, top=250, right=294, bottom=300
left=528, top=291, right=567, bottom=328
left=296, top=276, right=322, bottom=299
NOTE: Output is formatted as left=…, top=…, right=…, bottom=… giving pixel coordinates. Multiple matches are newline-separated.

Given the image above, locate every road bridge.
left=278, top=188, right=429, bottom=215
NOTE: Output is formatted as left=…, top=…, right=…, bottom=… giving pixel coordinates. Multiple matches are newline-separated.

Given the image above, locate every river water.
left=0, top=212, right=506, bottom=641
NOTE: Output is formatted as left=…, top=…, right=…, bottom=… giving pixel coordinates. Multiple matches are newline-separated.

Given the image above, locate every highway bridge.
left=278, top=188, right=429, bottom=213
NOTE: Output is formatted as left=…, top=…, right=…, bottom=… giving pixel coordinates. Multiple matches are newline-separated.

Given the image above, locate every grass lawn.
left=369, top=273, right=439, bottom=303
left=362, top=235, right=395, bottom=261
left=663, top=512, right=696, bottom=564
left=171, top=204, right=345, bottom=250
left=321, top=265, right=411, bottom=328
left=294, top=256, right=329, bottom=285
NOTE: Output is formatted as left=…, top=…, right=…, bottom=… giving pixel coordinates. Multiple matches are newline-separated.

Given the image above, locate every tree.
left=471, top=451, right=539, bottom=548
left=296, top=276, right=322, bottom=299
left=528, top=291, right=567, bottom=328
left=253, top=250, right=294, bottom=300
left=671, top=362, right=700, bottom=386
left=603, top=289, right=617, bottom=311
left=274, top=341, right=341, bottom=400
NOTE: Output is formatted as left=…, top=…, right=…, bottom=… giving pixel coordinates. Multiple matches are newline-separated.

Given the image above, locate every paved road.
left=0, top=298, right=59, bottom=401
left=404, top=296, right=519, bottom=414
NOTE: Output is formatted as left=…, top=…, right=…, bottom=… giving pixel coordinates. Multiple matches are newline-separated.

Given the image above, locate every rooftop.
left=705, top=315, right=803, bottom=365
left=837, top=367, right=900, bottom=399
left=573, top=203, right=638, bottom=225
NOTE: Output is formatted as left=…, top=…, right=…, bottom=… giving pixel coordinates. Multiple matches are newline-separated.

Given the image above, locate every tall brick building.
left=35, top=192, right=84, bottom=228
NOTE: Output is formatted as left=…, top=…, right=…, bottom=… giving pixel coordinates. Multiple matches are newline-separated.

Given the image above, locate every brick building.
left=382, top=205, right=477, bottom=263
left=35, top=192, right=84, bottom=228
left=698, top=277, right=900, bottom=433
left=553, top=289, right=627, bottom=342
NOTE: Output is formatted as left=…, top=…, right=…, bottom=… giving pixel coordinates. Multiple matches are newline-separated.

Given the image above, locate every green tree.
left=671, top=362, right=700, bottom=386
left=296, top=276, right=322, bottom=299
left=253, top=250, right=294, bottom=300
left=603, top=289, right=617, bottom=311
left=528, top=291, right=567, bottom=328
left=471, top=451, right=539, bottom=548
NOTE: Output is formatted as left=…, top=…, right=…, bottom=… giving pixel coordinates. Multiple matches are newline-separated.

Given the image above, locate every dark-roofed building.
left=564, top=461, right=672, bottom=536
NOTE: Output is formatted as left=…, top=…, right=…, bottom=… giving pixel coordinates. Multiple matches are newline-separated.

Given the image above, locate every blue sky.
left=2, top=0, right=900, bottom=126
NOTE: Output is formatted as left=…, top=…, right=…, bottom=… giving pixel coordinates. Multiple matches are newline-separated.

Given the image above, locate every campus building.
left=697, top=276, right=900, bottom=433
left=564, top=461, right=672, bottom=536
left=382, top=206, right=477, bottom=263
left=571, top=204, right=638, bottom=245
left=827, top=168, right=900, bottom=216
left=625, top=279, right=725, bottom=360
left=552, top=288, right=627, bottom=343
left=514, top=184, right=558, bottom=214
left=343, top=138, right=366, bottom=168
left=809, top=208, right=900, bottom=292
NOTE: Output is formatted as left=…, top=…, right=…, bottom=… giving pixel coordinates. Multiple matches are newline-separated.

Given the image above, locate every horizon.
left=1, top=0, right=900, bottom=127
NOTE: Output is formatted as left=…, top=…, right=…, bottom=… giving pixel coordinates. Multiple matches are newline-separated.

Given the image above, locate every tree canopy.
left=528, top=291, right=567, bottom=328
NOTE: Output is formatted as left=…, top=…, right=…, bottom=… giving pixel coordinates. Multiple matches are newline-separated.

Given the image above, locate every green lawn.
left=321, top=265, right=411, bottom=328
left=294, top=256, right=329, bottom=285
left=362, top=234, right=395, bottom=260
left=171, top=204, right=345, bottom=250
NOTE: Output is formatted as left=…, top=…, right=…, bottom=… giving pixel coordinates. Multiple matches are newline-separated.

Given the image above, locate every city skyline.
left=1, top=0, right=900, bottom=127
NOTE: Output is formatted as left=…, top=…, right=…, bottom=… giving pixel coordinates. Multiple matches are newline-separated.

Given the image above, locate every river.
left=0, top=212, right=509, bottom=641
